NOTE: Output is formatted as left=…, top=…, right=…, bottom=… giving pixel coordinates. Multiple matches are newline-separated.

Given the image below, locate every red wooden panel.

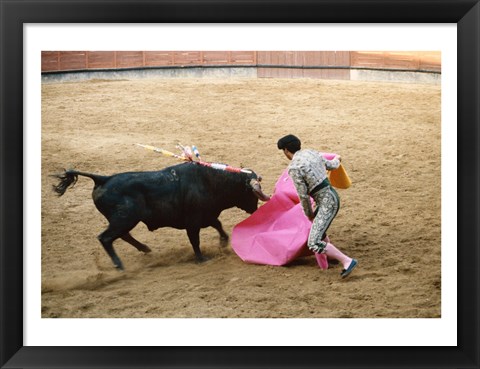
left=59, top=51, right=87, bottom=70
left=41, top=51, right=60, bottom=71
left=87, top=51, right=115, bottom=69
left=144, top=51, right=174, bottom=66
left=319, top=51, right=330, bottom=66
left=173, top=51, right=202, bottom=65
left=303, top=69, right=349, bottom=80
left=418, top=52, right=441, bottom=71
left=305, top=51, right=326, bottom=66
left=335, top=51, right=351, bottom=66
left=351, top=51, right=440, bottom=71
left=257, top=51, right=297, bottom=66
left=257, top=52, right=295, bottom=77
left=257, top=51, right=271, bottom=65
left=326, top=51, right=337, bottom=65
left=292, top=51, right=304, bottom=66
left=257, top=66, right=296, bottom=79
left=115, top=51, right=144, bottom=68
left=258, top=51, right=351, bottom=79
left=351, top=51, right=386, bottom=68
left=262, top=51, right=277, bottom=65
left=230, top=51, right=256, bottom=64
left=41, top=50, right=439, bottom=78
left=202, top=51, right=231, bottom=64
left=278, top=66, right=303, bottom=78
left=303, top=51, right=349, bottom=67
left=307, top=51, right=338, bottom=66
left=383, top=52, right=419, bottom=69
left=280, top=51, right=296, bottom=66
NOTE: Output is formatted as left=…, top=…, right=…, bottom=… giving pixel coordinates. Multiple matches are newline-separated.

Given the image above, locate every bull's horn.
left=250, top=179, right=271, bottom=202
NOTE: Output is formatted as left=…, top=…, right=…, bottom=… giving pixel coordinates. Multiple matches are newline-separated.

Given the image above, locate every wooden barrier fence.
left=41, top=51, right=441, bottom=80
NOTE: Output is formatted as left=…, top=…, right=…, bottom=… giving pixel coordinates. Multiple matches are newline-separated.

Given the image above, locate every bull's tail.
left=51, top=169, right=109, bottom=196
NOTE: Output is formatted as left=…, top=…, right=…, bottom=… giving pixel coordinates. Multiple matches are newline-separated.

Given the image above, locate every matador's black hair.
left=277, top=134, right=301, bottom=153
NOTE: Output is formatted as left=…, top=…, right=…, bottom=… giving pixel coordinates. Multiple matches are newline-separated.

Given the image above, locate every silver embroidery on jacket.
left=287, top=149, right=340, bottom=218
left=287, top=149, right=341, bottom=253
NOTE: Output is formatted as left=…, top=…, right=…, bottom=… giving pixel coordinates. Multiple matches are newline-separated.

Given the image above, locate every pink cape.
left=231, top=154, right=337, bottom=269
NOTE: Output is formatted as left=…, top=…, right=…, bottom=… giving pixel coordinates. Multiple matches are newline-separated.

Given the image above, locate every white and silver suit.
left=288, top=149, right=341, bottom=254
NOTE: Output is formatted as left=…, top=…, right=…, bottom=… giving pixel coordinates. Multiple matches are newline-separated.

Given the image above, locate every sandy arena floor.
left=41, top=77, right=441, bottom=318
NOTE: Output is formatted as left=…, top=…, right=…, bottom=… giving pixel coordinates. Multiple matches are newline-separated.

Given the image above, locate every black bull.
left=52, top=162, right=270, bottom=270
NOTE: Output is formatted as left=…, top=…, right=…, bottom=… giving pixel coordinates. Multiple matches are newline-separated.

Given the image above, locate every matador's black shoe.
left=340, top=259, right=358, bottom=278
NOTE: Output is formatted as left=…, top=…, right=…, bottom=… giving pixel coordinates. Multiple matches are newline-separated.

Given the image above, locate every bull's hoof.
left=219, top=237, right=229, bottom=248
left=114, top=260, right=125, bottom=271
left=195, top=255, right=211, bottom=263
left=140, top=245, right=152, bottom=253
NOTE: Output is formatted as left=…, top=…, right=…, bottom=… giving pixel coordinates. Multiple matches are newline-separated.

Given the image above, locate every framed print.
left=1, top=0, right=479, bottom=368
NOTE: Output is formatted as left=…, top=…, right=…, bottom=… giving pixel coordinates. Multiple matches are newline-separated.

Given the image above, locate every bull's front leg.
left=211, top=219, right=229, bottom=247
left=186, top=227, right=208, bottom=263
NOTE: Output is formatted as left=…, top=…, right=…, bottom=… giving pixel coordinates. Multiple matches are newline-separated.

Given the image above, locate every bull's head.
left=235, top=171, right=271, bottom=214
left=249, top=177, right=271, bottom=202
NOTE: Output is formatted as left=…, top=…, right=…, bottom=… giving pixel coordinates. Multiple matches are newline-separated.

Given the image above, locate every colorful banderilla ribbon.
left=136, top=143, right=252, bottom=174
left=200, top=161, right=252, bottom=174
left=135, top=144, right=186, bottom=161
left=192, top=146, right=201, bottom=160
left=176, top=143, right=193, bottom=161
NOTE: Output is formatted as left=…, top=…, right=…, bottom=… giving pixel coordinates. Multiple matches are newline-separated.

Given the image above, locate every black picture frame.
left=1, top=1, right=479, bottom=368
